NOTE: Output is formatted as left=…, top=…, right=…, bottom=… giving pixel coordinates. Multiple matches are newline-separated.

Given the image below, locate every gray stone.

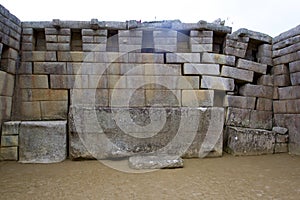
left=0, top=147, right=18, bottom=161
left=237, top=59, right=267, bottom=74
left=239, top=84, right=273, bottom=99
left=201, top=76, right=235, bottom=91
left=249, top=110, right=273, bottom=130
left=19, top=121, right=67, bottom=163
left=128, top=155, right=184, bottom=169
left=221, top=65, right=254, bottom=82
left=274, top=114, right=300, bottom=155
left=223, top=96, right=256, bottom=109
left=183, top=63, right=220, bottom=75
left=275, top=134, right=289, bottom=143
left=224, top=46, right=247, bottom=58
left=272, top=126, right=288, bottom=135
left=278, top=86, right=300, bottom=100
left=272, top=65, right=289, bottom=75
left=69, top=106, right=224, bottom=159
left=202, top=53, right=235, bottom=66
left=233, top=28, right=272, bottom=44
left=273, top=24, right=300, bottom=44
left=166, top=53, right=201, bottom=63
left=289, top=60, right=300, bottom=73
left=225, top=126, right=275, bottom=156
left=1, top=121, right=21, bottom=135
left=257, top=75, right=274, bottom=86
left=290, top=72, right=300, bottom=85
left=273, top=51, right=300, bottom=65
left=272, top=42, right=300, bottom=58
left=1, top=135, right=18, bottom=147
left=226, top=107, right=251, bottom=128
left=274, top=143, right=288, bottom=153
left=256, top=98, right=273, bottom=111
left=274, top=74, right=290, bottom=87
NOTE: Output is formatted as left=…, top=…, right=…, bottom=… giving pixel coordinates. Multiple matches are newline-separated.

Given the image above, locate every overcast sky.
left=1, top=0, right=300, bottom=37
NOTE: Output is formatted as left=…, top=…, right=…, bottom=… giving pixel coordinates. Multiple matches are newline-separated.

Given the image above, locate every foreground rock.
left=19, top=121, right=67, bottom=163
left=225, top=126, right=275, bottom=156
left=128, top=155, right=184, bottom=169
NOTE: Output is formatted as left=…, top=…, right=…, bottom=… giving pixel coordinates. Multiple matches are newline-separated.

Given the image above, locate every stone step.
left=128, top=155, right=184, bottom=169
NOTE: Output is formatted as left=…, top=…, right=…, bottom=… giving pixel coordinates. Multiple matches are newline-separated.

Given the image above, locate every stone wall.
left=272, top=25, right=300, bottom=155
left=0, top=5, right=21, bottom=160
left=0, top=4, right=300, bottom=161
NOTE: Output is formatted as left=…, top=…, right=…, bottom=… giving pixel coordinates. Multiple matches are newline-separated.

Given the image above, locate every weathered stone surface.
left=0, top=147, right=18, bottom=161
left=225, top=126, right=275, bottom=156
left=272, top=64, right=289, bottom=75
left=183, top=63, right=219, bottom=75
left=257, top=75, right=274, bottom=86
left=1, top=135, right=18, bottom=147
left=1, top=121, right=21, bottom=135
left=274, top=143, right=288, bottom=153
left=20, top=89, right=68, bottom=101
left=57, top=52, right=83, bottom=62
left=249, top=110, right=273, bottom=130
left=273, top=51, right=300, bottom=65
left=273, top=24, right=300, bottom=44
left=145, top=90, right=181, bottom=107
left=290, top=72, right=300, bottom=85
left=201, top=76, right=234, bottom=91
left=19, top=102, right=41, bottom=120
left=223, top=95, right=256, bottom=109
left=272, top=126, right=288, bottom=135
left=69, top=106, right=224, bottom=159
left=274, top=74, right=290, bottom=87
left=202, top=53, right=235, bottom=66
left=256, top=98, right=273, bottom=111
left=182, top=90, right=214, bottom=107
left=50, top=75, right=89, bottom=89
left=274, top=114, right=300, bottom=155
left=226, top=107, right=251, bottom=127
left=289, top=60, right=300, bottom=73
left=19, top=121, right=67, bottom=163
left=233, top=28, right=272, bottom=43
left=40, top=101, right=68, bottom=119
left=166, top=53, right=201, bottom=63
left=239, top=84, right=273, bottom=99
left=278, top=86, right=300, bottom=100
left=34, top=62, right=67, bottom=74
left=128, top=155, right=184, bottom=169
left=237, top=59, right=267, bottom=74
left=128, top=53, right=164, bottom=63
left=224, top=46, right=247, bottom=58
left=0, top=71, right=14, bottom=96
left=18, top=75, right=49, bottom=89
left=258, top=44, right=272, bottom=57
left=275, top=134, right=289, bottom=143
left=221, top=65, right=254, bottom=82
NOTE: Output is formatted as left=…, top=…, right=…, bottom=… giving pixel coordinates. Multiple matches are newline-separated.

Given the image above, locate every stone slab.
left=201, top=76, right=234, bottom=91
left=19, top=121, right=67, bottom=163
left=239, top=84, right=273, bottom=99
left=183, top=63, right=220, bottom=75
left=221, top=65, right=254, bottom=82
left=225, top=107, right=250, bottom=128
left=1, top=135, right=18, bottom=147
left=237, top=59, right=267, bottom=74
left=181, top=90, right=214, bottom=107
left=225, top=126, right=275, bottom=156
left=1, top=121, right=21, bottom=135
left=223, top=96, right=256, bottom=109
left=278, top=86, right=300, bottom=100
left=69, top=106, right=224, bottom=159
left=290, top=72, right=300, bottom=85
left=0, top=147, right=18, bottom=161
left=166, top=53, right=201, bottom=63
left=202, top=53, right=235, bottom=66
left=128, top=155, right=184, bottom=169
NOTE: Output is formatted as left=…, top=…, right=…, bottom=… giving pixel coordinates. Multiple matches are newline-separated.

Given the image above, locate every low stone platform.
left=128, top=155, right=184, bottom=169
left=18, top=121, right=67, bottom=163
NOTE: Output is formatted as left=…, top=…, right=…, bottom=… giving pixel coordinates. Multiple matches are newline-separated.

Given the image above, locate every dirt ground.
left=0, top=153, right=300, bottom=200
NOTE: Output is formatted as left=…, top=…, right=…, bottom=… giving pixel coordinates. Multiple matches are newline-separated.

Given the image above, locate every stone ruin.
left=0, top=5, right=299, bottom=166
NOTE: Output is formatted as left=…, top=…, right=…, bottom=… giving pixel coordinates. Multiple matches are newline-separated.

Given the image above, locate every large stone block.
left=237, top=59, right=267, bottom=74
left=272, top=64, right=289, bottom=75
left=18, top=75, right=49, bottom=89
left=249, top=110, right=273, bottom=130
left=257, top=75, right=274, bottom=86
left=274, top=74, right=291, bottom=87
left=221, top=65, right=254, bottom=82
left=1, top=135, right=18, bottom=147
left=128, top=53, right=164, bottom=63
left=190, top=44, right=213, bottom=52
left=256, top=98, right=273, bottom=111
left=1, top=121, right=21, bottom=135
left=57, top=52, right=84, bottom=62
left=183, top=63, right=219, bottom=75
left=0, top=71, right=14, bottom=96
left=274, top=114, right=300, bottom=155
left=239, top=84, right=273, bottom=99
left=19, top=121, right=67, bottom=163
left=278, top=86, right=300, bottom=100
left=109, top=89, right=145, bottom=107
left=145, top=90, right=181, bottom=107
left=225, top=107, right=251, bottom=128
left=166, top=53, right=201, bottom=63
left=19, top=102, right=41, bottom=120
left=290, top=72, right=300, bottom=85
left=201, top=76, right=234, bottom=91
left=128, top=155, right=184, bottom=169
left=0, top=96, right=12, bottom=119
left=69, top=106, right=224, bottom=159
left=50, top=75, right=89, bottom=89
left=40, top=101, right=68, bottom=120
left=223, top=95, right=256, bottom=109
left=289, top=60, right=300, bottom=73
left=225, top=126, right=275, bottom=156
left=202, top=53, right=235, bottom=66
left=20, top=89, right=68, bottom=102
left=273, top=51, right=300, bottom=65
left=182, top=90, right=214, bottom=107
left=0, top=147, right=18, bottom=161
left=224, top=46, right=246, bottom=58
left=71, top=89, right=109, bottom=106
left=34, top=62, right=67, bottom=74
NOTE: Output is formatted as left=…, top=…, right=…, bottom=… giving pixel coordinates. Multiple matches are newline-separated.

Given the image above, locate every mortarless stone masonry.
left=0, top=4, right=299, bottom=162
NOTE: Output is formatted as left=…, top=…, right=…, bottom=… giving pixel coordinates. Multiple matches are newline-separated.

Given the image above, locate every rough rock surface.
left=128, top=155, right=184, bottom=169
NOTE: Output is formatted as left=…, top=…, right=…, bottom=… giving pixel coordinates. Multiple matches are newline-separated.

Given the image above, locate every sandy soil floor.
left=0, top=153, right=300, bottom=200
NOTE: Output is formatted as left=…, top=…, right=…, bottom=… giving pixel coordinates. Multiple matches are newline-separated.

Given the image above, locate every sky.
left=1, top=0, right=300, bottom=37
